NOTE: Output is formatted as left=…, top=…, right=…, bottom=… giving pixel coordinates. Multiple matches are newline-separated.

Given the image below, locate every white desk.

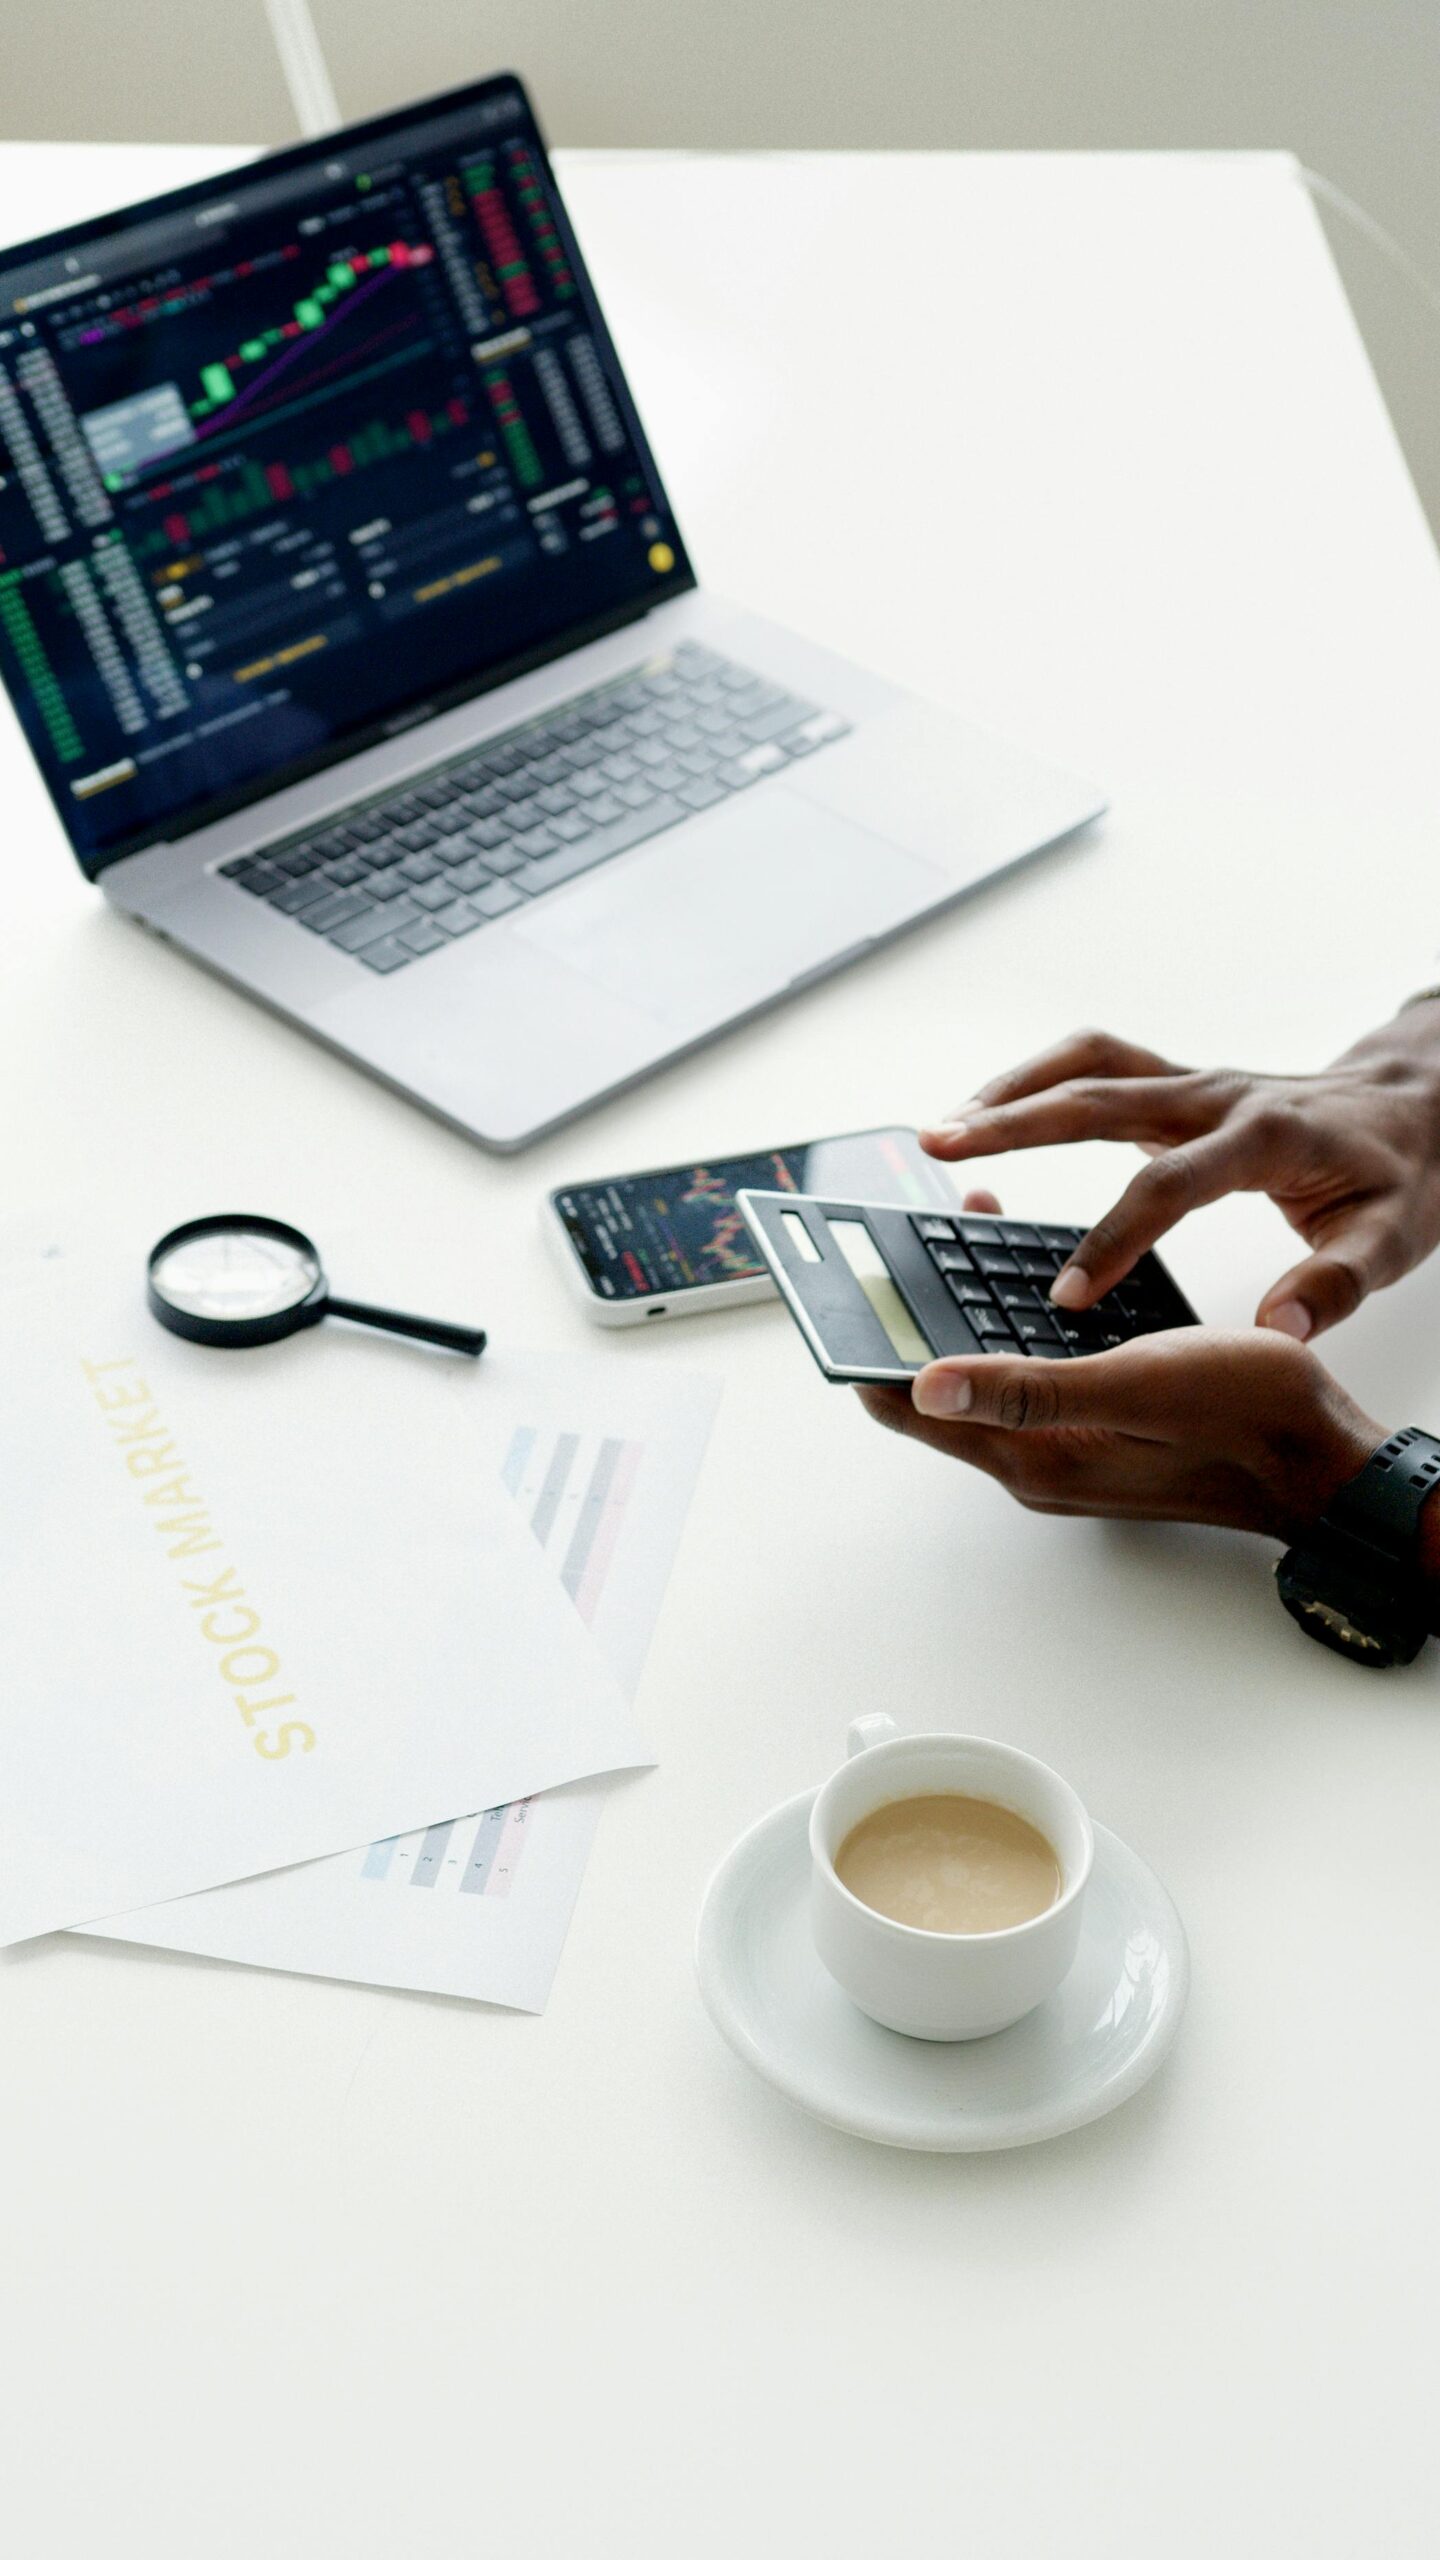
left=4, top=143, right=1440, bottom=2558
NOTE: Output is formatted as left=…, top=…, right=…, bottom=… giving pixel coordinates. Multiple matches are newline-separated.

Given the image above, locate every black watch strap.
left=1326, top=1426, right=1440, bottom=1558
left=1277, top=1425, right=1440, bottom=1668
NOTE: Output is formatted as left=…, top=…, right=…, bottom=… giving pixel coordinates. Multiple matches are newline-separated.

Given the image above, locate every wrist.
left=1344, top=1004, right=1440, bottom=1110
left=1274, top=1406, right=1387, bottom=1547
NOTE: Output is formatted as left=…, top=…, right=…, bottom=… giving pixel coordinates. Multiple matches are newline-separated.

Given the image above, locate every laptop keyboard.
left=910, top=1214, right=1196, bottom=1355
left=217, top=641, right=850, bottom=973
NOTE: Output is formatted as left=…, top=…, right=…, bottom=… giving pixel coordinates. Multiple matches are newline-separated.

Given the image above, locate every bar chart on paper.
left=360, top=1426, right=645, bottom=1899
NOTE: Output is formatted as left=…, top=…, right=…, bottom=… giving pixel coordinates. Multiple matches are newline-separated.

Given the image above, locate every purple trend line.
left=189, top=265, right=400, bottom=443
left=201, top=311, right=423, bottom=415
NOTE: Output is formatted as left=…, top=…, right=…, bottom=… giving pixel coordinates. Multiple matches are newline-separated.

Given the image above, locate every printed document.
left=80, top=1354, right=720, bottom=2008
left=1, top=1268, right=651, bottom=1945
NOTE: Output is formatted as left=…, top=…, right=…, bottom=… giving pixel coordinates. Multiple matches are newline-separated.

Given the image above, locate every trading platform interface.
left=555, top=1133, right=951, bottom=1300
left=0, top=79, right=689, bottom=869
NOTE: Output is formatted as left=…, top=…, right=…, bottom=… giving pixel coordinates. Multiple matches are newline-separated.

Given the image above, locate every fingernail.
left=914, top=1369, right=974, bottom=1418
left=1049, top=1267, right=1088, bottom=1308
left=936, top=1100, right=984, bottom=1128
left=921, top=1124, right=968, bottom=1145
left=1265, top=1300, right=1313, bottom=1341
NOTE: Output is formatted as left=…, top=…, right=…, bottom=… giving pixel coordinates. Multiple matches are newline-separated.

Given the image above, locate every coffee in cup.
left=835, top=1792, right=1061, bottom=1936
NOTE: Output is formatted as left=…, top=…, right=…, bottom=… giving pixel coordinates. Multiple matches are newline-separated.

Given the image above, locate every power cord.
left=263, top=0, right=341, bottom=139
left=1299, top=165, right=1440, bottom=328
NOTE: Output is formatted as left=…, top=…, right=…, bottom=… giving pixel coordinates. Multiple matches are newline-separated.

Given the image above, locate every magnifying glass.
left=146, top=1214, right=486, bottom=1356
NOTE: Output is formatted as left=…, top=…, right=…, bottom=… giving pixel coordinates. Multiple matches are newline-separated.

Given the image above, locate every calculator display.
left=826, top=1219, right=931, bottom=1364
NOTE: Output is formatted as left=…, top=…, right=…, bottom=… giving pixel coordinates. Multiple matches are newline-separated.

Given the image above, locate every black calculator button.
left=931, top=1245, right=973, bottom=1274
left=1143, top=1281, right=1192, bottom=1322
left=995, top=1282, right=1037, bottom=1312
left=997, top=1222, right=1040, bottom=1248
left=913, top=1216, right=954, bottom=1242
left=973, top=1250, right=1020, bottom=1278
left=971, top=1307, right=1013, bottom=1339
left=1037, top=1225, right=1081, bottom=1251
left=1054, top=1314, right=1107, bottom=1350
left=974, top=1338, right=1013, bottom=1355
left=947, top=1277, right=991, bottom=1308
left=956, top=1219, right=1000, bottom=1245
left=1013, top=1311, right=1061, bottom=1344
left=1016, top=1252, right=1058, bottom=1281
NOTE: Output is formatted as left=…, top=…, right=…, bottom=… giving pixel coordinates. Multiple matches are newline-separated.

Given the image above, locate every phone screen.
left=553, top=1129, right=953, bottom=1300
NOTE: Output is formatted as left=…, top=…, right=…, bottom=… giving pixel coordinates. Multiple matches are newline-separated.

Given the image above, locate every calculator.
left=736, top=1192, right=1200, bottom=1385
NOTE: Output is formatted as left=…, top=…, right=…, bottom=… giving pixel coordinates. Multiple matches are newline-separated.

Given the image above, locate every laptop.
left=0, top=73, right=1103, bottom=1150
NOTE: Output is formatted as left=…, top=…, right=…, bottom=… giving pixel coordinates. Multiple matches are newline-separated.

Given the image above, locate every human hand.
left=858, top=1321, right=1382, bottom=1541
left=919, top=1009, right=1440, bottom=1339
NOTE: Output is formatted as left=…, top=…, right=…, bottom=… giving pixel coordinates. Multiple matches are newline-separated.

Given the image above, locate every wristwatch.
left=1276, top=1426, right=1440, bottom=1667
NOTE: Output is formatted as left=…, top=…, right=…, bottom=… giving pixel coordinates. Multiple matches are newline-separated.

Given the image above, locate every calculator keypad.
left=909, top=1214, right=1194, bottom=1357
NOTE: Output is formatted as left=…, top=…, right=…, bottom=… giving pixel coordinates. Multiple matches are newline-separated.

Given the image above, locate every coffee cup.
left=809, top=1717, right=1093, bottom=2040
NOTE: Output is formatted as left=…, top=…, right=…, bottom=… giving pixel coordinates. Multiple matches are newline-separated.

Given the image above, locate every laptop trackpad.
left=511, top=791, right=946, bottom=1029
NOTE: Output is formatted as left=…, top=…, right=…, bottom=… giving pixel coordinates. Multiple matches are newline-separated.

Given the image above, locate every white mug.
left=809, top=1717, right=1094, bottom=2040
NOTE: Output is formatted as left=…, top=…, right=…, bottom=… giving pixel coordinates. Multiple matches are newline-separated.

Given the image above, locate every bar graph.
left=360, top=1425, right=645, bottom=1896
left=130, top=396, right=473, bottom=557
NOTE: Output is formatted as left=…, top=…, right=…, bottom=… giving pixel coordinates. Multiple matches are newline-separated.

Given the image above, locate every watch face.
left=1275, top=1549, right=1427, bottom=1669
left=1288, top=1592, right=1391, bottom=1661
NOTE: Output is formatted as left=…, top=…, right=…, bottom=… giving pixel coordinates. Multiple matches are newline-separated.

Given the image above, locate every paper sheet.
left=0, top=1262, right=651, bottom=1945
left=80, top=1354, right=720, bottom=2008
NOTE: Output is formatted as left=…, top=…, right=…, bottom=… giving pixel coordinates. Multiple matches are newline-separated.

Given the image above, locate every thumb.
left=912, top=1340, right=1176, bottom=1436
left=1257, top=1218, right=1398, bottom=1341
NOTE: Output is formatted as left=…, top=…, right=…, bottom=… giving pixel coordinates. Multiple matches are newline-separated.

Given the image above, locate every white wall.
left=7, top=0, right=1440, bottom=538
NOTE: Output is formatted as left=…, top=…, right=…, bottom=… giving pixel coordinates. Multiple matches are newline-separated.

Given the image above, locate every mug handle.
left=846, top=1713, right=899, bottom=1758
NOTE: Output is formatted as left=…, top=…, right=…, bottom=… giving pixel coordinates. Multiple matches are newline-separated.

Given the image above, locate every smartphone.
left=547, top=1129, right=957, bottom=1324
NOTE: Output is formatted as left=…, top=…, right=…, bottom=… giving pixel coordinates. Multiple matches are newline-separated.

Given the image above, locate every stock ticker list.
left=0, top=96, right=681, bottom=861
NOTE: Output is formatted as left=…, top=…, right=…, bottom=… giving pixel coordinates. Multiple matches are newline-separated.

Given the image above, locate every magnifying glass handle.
left=324, top=1297, right=486, bottom=1357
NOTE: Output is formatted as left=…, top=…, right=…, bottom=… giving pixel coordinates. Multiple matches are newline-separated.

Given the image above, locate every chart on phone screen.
left=78, top=1357, right=720, bottom=2008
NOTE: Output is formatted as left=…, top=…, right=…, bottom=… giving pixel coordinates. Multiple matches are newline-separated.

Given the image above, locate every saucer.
left=695, top=1790, right=1188, bottom=2150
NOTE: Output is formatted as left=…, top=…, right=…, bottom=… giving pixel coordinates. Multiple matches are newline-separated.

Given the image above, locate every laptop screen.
left=0, top=76, right=693, bottom=875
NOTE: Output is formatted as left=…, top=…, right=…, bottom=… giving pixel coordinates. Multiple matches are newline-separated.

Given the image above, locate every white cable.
left=1299, top=165, right=1440, bottom=328
left=263, top=0, right=342, bottom=139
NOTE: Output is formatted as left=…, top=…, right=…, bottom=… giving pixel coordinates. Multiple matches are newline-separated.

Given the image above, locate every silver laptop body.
left=0, top=77, right=1103, bottom=1150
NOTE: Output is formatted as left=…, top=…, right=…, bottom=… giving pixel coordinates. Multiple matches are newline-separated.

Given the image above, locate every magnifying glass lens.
left=150, top=1225, right=321, bottom=1323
